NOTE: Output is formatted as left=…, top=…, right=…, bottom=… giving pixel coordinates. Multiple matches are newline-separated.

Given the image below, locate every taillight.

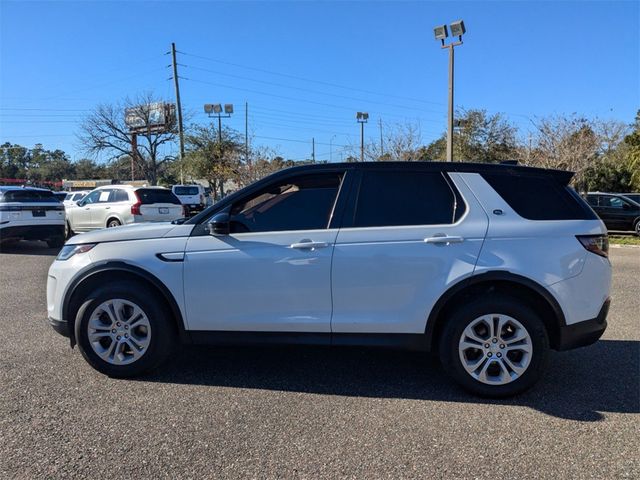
left=182, top=205, right=188, bottom=217
left=576, top=235, right=609, bottom=258
left=200, top=194, right=205, bottom=205
left=131, top=192, right=142, bottom=216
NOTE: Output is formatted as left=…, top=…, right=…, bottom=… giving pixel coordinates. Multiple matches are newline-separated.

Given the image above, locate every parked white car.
left=63, top=190, right=89, bottom=208
left=172, top=184, right=206, bottom=215
left=47, top=162, right=611, bottom=397
left=65, top=185, right=184, bottom=235
left=0, top=186, right=65, bottom=247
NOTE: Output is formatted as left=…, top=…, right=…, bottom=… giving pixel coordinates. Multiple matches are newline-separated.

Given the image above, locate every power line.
left=185, top=64, right=445, bottom=116
left=181, top=51, right=446, bottom=107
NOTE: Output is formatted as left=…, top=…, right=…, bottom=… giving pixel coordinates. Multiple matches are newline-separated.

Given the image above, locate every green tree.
left=422, top=109, right=519, bottom=162
left=184, top=124, right=244, bottom=200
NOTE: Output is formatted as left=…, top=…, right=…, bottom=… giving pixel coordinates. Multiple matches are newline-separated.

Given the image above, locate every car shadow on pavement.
left=0, top=240, right=60, bottom=256
left=141, top=339, right=639, bottom=422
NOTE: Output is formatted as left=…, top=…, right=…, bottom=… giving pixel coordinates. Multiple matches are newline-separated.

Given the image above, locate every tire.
left=634, top=219, right=640, bottom=237
left=107, top=218, right=121, bottom=228
left=65, top=221, right=75, bottom=239
left=46, top=236, right=65, bottom=249
left=439, top=295, right=549, bottom=398
left=74, top=282, right=176, bottom=378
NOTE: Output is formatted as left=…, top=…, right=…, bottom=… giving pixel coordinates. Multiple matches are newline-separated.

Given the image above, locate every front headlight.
left=56, top=243, right=96, bottom=261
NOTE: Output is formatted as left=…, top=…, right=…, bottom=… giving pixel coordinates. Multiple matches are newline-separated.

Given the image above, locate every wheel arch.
left=425, top=271, right=566, bottom=352
left=106, top=215, right=123, bottom=228
left=62, top=262, right=189, bottom=347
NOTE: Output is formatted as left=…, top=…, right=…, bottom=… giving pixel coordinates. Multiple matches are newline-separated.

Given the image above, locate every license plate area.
left=159, top=207, right=169, bottom=214
left=32, top=210, right=46, bottom=217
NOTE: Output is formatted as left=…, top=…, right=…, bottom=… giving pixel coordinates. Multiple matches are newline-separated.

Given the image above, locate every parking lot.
left=0, top=242, right=638, bottom=479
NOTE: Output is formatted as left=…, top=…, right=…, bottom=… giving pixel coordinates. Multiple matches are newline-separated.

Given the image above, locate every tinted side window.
left=351, top=170, right=458, bottom=228
left=482, top=173, right=597, bottom=220
left=229, top=173, right=343, bottom=233
left=587, top=195, right=599, bottom=207
left=109, top=189, right=129, bottom=202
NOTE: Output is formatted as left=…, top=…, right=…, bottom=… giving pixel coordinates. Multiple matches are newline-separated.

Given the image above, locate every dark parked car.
left=586, top=192, right=640, bottom=235
left=621, top=192, right=640, bottom=204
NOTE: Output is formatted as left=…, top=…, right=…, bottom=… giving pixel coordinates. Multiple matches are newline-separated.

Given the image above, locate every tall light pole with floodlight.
left=204, top=103, right=234, bottom=144
left=356, top=112, right=369, bottom=162
left=434, top=20, right=465, bottom=162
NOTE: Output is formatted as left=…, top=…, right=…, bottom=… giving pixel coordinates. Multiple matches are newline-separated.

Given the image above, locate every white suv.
left=65, top=185, right=185, bottom=235
left=0, top=186, right=65, bottom=247
left=46, top=162, right=611, bottom=397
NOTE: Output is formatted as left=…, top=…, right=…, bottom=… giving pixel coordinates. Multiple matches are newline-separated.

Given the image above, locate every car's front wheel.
left=74, top=282, right=176, bottom=377
left=439, top=296, right=549, bottom=397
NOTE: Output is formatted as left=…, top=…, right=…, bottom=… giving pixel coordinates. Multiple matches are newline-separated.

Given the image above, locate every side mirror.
left=207, top=212, right=230, bottom=236
left=622, top=203, right=631, bottom=210
left=76, top=200, right=83, bottom=207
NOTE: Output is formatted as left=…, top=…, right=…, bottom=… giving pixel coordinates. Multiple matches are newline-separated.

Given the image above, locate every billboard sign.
left=125, top=102, right=176, bottom=133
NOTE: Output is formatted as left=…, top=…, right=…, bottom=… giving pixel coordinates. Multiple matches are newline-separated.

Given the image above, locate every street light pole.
left=356, top=112, right=369, bottom=162
left=434, top=20, right=465, bottom=162
left=446, top=44, right=455, bottom=163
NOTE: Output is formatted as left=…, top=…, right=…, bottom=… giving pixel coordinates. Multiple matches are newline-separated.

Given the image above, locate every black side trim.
left=62, top=262, right=189, bottom=344
left=424, top=271, right=567, bottom=350
left=48, top=317, right=70, bottom=338
left=556, top=298, right=609, bottom=351
left=189, top=331, right=428, bottom=351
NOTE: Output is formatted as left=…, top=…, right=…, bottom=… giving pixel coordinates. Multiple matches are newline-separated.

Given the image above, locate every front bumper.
left=49, top=316, right=70, bottom=338
left=556, top=298, right=610, bottom=351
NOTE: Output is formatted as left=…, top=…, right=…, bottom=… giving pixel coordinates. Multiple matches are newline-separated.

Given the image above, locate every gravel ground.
left=1, top=242, right=638, bottom=479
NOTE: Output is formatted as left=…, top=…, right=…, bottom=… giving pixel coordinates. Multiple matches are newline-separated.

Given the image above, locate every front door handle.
left=290, top=241, right=329, bottom=250
left=424, top=235, right=464, bottom=244
left=105, top=206, right=111, bottom=210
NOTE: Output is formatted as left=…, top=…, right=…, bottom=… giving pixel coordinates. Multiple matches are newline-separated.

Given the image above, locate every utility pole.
left=131, top=133, right=137, bottom=181
left=379, top=118, right=384, bottom=157
left=171, top=42, right=185, bottom=183
left=312, top=137, right=315, bottom=162
left=245, top=102, right=250, bottom=180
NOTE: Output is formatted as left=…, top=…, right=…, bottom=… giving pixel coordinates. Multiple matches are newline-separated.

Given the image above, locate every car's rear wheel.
left=65, top=221, right=75, bottom=239
left=74, top=282, right=176, bottom=377
left=634, top=219, right=640, bottom=236
left=439, top=296, right=549, bottom=397
left=107, top=218, right=121, bottom=228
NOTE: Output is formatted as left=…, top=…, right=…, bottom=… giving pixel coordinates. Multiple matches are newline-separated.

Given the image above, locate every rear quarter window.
left=482, top=173, right=597, bottom=220
left=136, top=189, right=181, bottom=205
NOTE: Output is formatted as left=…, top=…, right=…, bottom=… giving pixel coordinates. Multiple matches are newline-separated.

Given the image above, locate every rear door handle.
left=424, top=235, right=464, bottom=244
left=290, top=241, right=329, bottom=250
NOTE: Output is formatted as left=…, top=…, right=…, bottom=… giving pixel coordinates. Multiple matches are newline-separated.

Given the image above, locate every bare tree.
left=77, top=93, right=177, bottom=185
left=528, top=115, right=628, bottom=189
left=350, top=121, right=423, bottom=162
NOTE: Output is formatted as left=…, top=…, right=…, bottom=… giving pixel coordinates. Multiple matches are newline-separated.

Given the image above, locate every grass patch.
left=609, top=235, right=640, bottom=246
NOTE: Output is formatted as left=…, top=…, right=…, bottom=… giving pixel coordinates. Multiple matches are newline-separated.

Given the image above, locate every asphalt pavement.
left=1, top=241, right=638, bottom=479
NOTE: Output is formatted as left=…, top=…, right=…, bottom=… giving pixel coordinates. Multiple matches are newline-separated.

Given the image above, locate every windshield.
left=136, top=188, right=181, bottom=205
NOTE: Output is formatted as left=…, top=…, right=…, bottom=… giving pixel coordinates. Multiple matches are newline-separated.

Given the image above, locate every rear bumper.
left=556, top=298, right=610, bottom=351
left=0, top=224, right=65, bottom=241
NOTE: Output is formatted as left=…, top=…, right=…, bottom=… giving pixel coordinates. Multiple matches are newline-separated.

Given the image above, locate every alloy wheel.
left=87, top=299, right=151, bottom=365
left=458, top=314, right=533, bottom=385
